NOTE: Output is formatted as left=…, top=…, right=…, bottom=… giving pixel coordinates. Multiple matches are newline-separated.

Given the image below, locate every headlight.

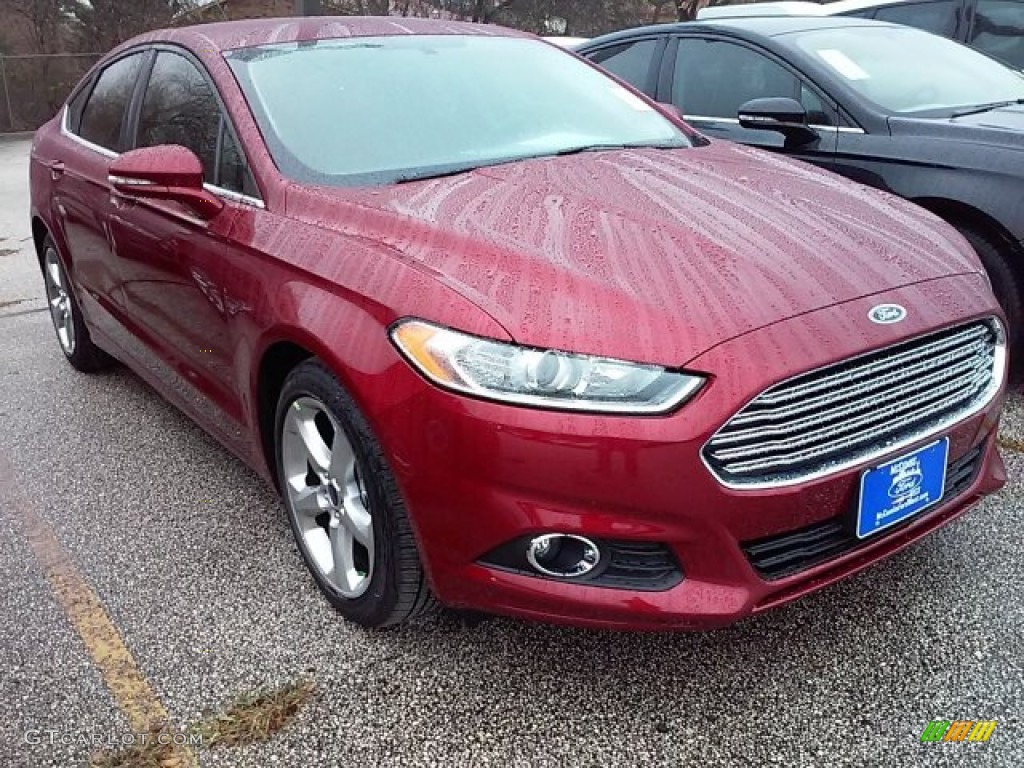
left=390, top=319, right=704, bottom=414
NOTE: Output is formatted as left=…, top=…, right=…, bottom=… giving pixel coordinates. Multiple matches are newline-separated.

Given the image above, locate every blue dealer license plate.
left=856, top=438, right=949, bottom=539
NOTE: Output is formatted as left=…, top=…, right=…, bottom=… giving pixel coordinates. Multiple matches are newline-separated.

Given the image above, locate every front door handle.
left=109, top=192, right=136, bottom=210
left=47, top=160, right=65, bottom=181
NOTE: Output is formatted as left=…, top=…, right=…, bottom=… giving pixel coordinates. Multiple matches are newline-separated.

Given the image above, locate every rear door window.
left=873, top=0, right=962, bottom=36
left=970, top=0, right=1024, bottom=68
left=585, top=39, right=660, bottom=96
left=78, top=53, right=146, bottom=152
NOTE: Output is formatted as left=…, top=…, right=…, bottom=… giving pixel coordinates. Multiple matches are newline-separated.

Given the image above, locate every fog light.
left=526, top=534, right=601, bottom=578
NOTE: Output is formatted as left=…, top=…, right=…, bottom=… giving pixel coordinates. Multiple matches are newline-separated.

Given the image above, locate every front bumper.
left=371, top=275, right=1006, bottom=630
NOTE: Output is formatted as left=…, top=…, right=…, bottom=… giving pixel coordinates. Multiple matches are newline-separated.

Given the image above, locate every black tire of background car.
left=43, top=235, right=114, bottom=373
left=955, top=226, right=1022, bottom=375
left=275, top=360, right=437, bottom=628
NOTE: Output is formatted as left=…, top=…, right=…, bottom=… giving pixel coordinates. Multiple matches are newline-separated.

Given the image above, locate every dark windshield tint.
left=873, top=1, right=960, bottom=36
left=790, top=25, right=1024, bottom=114
left=227, top=35, right=690, bottom=187
left=971, top=0, right=1024, bottom=69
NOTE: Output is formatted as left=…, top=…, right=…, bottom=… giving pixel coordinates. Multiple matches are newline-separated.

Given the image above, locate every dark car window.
left=586, top=40, right=659, bottom=95
left=66, top=79, right=92, bottom=135
left=135, top=51, right=257, bottom=196
left=136, top=52, right=220, bottom=181
left=873, top=0, right=960, bottom=36
left=800, top=83, right=837, bottom=126
left=971, top=0, right=1024, bottom=68
left=673, top=38, right=801, bottom=120
left=78, top=54, right=145, bottom=152
left=217, top=123, right=260, bottom=197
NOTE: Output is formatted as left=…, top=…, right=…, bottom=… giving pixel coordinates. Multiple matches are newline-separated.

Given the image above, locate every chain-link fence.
left=0, top=53, right=103, bottom=134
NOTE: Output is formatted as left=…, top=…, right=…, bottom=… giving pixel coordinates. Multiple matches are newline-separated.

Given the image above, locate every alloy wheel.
left=43, top=247, right=75, bottom=356
left=281, top=396, right=374, bottom=598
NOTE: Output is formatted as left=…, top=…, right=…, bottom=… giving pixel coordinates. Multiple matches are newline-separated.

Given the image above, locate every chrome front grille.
left=703, top=320, right=1004, bottom=488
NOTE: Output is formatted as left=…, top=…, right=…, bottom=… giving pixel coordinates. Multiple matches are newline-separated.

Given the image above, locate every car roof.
left=542, top=36, right=590, bottom=48
left=580, top=15, right=901, bottom=48
left=697, top=0, right=911, bottom=20
left=137, top=15, right=527, bottom=53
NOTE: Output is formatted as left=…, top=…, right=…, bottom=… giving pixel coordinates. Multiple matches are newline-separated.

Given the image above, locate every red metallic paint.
left=109, top=146, right=224, bottom=219
left=29, top=18, right=1007, bottom=630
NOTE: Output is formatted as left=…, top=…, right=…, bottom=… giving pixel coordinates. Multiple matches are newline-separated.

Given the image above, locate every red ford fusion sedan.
left=30, top=17, right=1007, bottom=630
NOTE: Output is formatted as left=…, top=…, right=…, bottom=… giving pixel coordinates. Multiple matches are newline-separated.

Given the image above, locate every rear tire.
left=956, top=226, right=1022, bottom=367
left=275, top=360, right=435, bottom=628
left=41, top=236, right=112, bottom=372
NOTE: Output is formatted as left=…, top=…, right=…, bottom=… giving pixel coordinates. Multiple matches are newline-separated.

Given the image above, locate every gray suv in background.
left=699, top=0, right=1024, bottom=69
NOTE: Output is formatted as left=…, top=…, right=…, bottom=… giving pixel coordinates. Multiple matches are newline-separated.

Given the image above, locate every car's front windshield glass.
left=227, top=35, right=691, bottom=187
left=789, top=25, right=1024, bottom=115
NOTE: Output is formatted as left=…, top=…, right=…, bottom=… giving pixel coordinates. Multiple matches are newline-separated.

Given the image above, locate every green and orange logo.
left=920, top=720, right=997, bottom=743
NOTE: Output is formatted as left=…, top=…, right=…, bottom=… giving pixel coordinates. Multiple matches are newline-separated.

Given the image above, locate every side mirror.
left=657, top=102, right=685, bottom=121
left=108, top=145, right=224, bottom=220
left=737, top=97, right=816, bottom=144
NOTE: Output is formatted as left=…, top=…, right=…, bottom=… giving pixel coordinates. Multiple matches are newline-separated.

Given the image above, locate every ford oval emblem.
left=868, top=304, right=907, bottom=325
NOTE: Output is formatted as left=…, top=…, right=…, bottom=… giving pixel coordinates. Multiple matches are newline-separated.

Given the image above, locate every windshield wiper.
left=393, top=163, right=485, bottom=184
left=392, top=142, right=684, bottom=184
left=552, top=141, right=684, bottom=156
left=951, top=98, right=1024, bottom=118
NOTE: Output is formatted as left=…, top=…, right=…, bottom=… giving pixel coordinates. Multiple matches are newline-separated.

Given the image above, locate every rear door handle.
left=47, top=160, right=65, bottom=181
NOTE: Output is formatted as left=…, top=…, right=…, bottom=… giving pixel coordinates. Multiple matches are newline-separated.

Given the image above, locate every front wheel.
left=956, top=226, right=1022, bottom=364
left=275, top=360, right=435, bottom=627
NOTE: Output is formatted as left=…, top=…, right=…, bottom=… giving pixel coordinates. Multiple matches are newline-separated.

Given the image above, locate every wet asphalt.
left=0, top=135, right=1021, bottom=767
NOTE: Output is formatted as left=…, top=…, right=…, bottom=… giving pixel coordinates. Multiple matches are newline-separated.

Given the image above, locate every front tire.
left=41, top=237, right=111, bottom=372
left=956, top=226, right=1022, bottom=363
left=275, top=360, right=435, bottom=628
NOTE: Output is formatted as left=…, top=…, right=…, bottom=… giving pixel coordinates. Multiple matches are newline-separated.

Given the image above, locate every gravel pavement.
left=0, top=135, right=1021, bottom=767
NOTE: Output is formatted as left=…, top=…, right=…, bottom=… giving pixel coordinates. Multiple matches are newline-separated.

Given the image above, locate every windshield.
left=788, top=26, right=1024, bottom=115
left=227, top=36, right=691, bottom=186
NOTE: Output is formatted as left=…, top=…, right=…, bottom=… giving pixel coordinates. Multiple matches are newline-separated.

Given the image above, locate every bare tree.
left=0, top=0, right=68, bottom=53
left=62, top=0, right=188, bottom=51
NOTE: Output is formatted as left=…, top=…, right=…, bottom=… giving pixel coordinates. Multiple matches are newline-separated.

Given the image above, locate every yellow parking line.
left=0, top=454, right=196, bottom=767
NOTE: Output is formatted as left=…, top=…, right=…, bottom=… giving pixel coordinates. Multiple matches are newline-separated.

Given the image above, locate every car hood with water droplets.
left=288, top=141, right=984, bottom=366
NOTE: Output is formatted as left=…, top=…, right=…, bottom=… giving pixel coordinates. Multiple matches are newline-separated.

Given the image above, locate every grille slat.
left=724, top=339, right=990, bottom=432
left=711, top=356, right=989, bottom=449
left=713, top=368, right=989, bottom=468
left=748, top=324, right=989, bottom=407
left=704, top=321, right=1002, bottom=487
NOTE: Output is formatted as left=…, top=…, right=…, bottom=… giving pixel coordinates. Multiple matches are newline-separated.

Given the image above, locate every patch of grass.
left=194, top=678, right=316, bottom=748
left=89, top=677, right=315, bottom=767
left=997, top=435, right=1024, bottom=454
left=89, top=727, right=190, bottom=768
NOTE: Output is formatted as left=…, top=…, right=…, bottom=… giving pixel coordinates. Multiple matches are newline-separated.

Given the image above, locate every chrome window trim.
left=203, top=183, right=265, bottom=209
left=683, top=114, right=865, bottom=134
left=700, top=318, right=1006, bottom=490
left=61, top=107, right=266, bottom=210
left=61, top=106, right=118, bottom=159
